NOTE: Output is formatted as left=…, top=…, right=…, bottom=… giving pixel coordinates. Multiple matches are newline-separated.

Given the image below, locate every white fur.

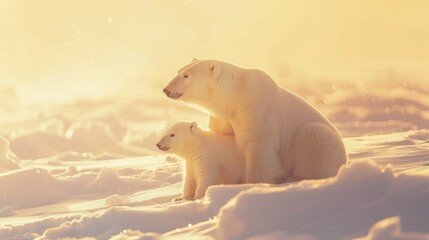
left=157, top=121, right=244, bottom=200
left=164, top=59, right=348, bottom=183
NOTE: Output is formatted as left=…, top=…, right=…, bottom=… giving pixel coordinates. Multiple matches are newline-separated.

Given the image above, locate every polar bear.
left=156, top=121, right=244, bottom=200
left=163, top=59, right=348, bottom=183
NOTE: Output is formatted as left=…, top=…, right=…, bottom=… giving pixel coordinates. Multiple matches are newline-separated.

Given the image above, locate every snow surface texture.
left=0, top=137, right=19, bottom=173
left=1, top=84, right=429, bottom=239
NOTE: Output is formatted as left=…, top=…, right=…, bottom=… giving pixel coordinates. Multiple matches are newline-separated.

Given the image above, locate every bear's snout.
left=163, top=87, right=182, bottom=99
left=163, top=88, right=171, bottom=96
left=156, top=142, right=170, bottom=151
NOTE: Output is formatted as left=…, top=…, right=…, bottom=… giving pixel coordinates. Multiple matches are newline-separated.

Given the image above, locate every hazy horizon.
left=1, top=0, right=428, bottom=106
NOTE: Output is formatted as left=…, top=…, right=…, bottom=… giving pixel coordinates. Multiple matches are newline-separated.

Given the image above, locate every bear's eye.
left=183, top=74, right=188, bottom=78
left=170, top=134, right=175, bottom=137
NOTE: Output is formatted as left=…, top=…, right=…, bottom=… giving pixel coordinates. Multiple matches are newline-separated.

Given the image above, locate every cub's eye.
left=170, top=134, right=175, bottom=137
left=183, top=74, right=189, bottom=78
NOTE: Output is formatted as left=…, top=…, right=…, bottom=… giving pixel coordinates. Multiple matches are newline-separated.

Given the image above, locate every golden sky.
left=0, top=0, right=428, bottom=104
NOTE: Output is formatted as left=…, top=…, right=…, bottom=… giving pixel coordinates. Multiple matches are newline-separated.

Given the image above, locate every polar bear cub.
left=156, top=121, right=244, bottom=200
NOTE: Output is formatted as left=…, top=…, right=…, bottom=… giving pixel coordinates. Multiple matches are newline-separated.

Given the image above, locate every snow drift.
left=165, top=160, right=429, bottom=240
left=3, top=160, right=429, bottom=240
left=1, top=82, right=429, bottom=240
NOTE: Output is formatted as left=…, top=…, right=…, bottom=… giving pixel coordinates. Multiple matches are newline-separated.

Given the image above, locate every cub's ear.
left=192, top=58, right=198, bottom=62
left=190, top=122, right=197, bottom=133
left=208, top=61, right=220, bottom=79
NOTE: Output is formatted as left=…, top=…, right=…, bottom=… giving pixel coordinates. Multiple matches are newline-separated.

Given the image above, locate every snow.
left=1, top=0, right=428, bottom=238
left=1, top=84, right=429, bottom=240
left=0, top=137, right=19, bottom=173
left=153, top=160, right=429, bottom=240
left=356, top=217, right=429, bottom=240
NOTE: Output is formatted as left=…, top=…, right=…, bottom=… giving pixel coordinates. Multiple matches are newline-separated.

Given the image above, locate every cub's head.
left=163, top=59, right=223, bottom=102
left=156, top=121, right=198, bottom=154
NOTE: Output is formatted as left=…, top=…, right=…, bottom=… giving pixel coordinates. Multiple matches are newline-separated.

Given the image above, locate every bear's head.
left=163, top=59, right=219, bottom=100
left=163, top=59, right=239, bottom=116
left=156, top=121, right=198, bottom=154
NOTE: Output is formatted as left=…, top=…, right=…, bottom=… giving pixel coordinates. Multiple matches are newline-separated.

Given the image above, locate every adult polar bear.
left=163, top=59, right=347, bottom=183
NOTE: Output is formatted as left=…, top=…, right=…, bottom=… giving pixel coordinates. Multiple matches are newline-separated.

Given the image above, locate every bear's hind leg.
left=244, top=142, right=285, bottom=184
left=290, top=122, right=347, bottom=179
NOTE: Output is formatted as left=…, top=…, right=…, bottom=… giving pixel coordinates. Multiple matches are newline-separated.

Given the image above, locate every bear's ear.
left=192, top=58, right=198, bottom=62
left=209, top=61, right=220, bottom=80
left=190, top=122, right=197, bottom=133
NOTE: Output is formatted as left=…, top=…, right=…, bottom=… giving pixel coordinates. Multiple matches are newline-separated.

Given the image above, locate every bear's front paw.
left=172, top=196, right=194, bottom=202
left=172, top=196, right=183, bottom=202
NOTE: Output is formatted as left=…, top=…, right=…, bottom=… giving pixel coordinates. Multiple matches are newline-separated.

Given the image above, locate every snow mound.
left=38, top=118, right=64, bottom=136
left=105, top=194, right=129, bottom=207
left=246, top=232, right=317, bottom=240
left=356, top=216, right=429, bottom=240
left=110, top=230, right=161, bottom=240
left=9, top=121, right=156, bottom=159
left=167, top=160, right=429, bottom=240
left=0, top=136, right=19, bottom=172
left=0, top=164, right=177, bottom=210
left=84, top=168, right=160, bottom=194
left=29, top=184, right=249, bottom=239
left=0, top=205, right=14, bottom=217
left=0, top=137, right=10, bottom=158
left=10, top=160, right=429, bottom=240
left=0, top=168, right=63, bottom=208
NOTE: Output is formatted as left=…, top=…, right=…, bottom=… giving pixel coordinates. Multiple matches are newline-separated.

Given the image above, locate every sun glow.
left=0, top=0, right=428, bottom=107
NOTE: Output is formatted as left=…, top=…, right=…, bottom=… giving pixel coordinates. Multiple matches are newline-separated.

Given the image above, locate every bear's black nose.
left=163, top=88, right=171, bottom=96
left=156, top=143, right=161, bottom=149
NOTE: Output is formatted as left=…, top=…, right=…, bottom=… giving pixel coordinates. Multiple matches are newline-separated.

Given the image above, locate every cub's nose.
left=163, top=88, right=171, bottom=96
left=156, top=143, right=161, bottom=149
